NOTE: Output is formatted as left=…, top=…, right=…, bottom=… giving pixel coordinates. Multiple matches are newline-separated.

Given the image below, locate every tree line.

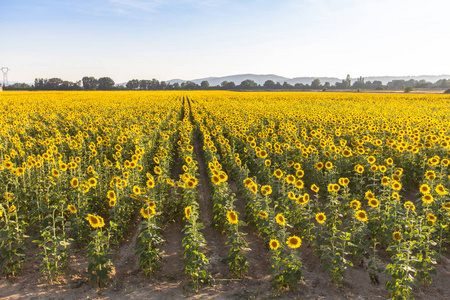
left=3, top=75, right=450, bottom=92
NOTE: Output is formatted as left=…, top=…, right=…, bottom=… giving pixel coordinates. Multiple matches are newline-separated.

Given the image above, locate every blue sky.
left=1, top=0, right=450, bottom=83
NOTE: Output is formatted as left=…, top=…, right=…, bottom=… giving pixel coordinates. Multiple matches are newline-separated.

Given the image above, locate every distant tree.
left=352, top=76, right=365, bottom=90
left=173, top=82, right=180, bottom=89
left=239, top=79, right=257, bottom=90
left=160, top=81, right=167, bottom=89
left=82, top=76, right=99, bottom=90
left=274, top=82, right=282, bottom=89
left=185, top=81, right=198, bottom=90
left=415, top=79, right=432, bottom=89
left=345, top=74, right=351, bottom=88
left=404, top=86, right=414, bottom=93
left=444, top=88, right=450, bottom=94
left=324, top=82, right=331, bottom=88
left=47, top=78, right=63, bottom=90
left=98, top=77, right=115, bottom=90
left=4, top=82, right=32, bottom=90
left=263, top=80, right=276, bottom=89
left=126, top=79, right=140, bottom=90
left=435, top=79, right=450, bottom=89
left=311, top=79, right=322, bottom=89
left=282, top=82, right=293, bottom=89
left=221, top=81, right=235, bottom=89
left=294, top=83, right=305, bottom=89
left=200, top=80, right=210, bottom=89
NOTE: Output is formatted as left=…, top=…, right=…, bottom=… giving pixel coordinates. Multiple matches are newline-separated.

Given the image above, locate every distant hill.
left=167, top=74, right=450, bottom=86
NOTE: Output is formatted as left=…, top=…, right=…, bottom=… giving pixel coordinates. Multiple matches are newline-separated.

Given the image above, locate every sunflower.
left=258, top=211, right=268, bottom=218
left=287, top=235, right=302, bottom=249
left=381, top=176, right=390, bottom=186
left=97, top=216, right=105, bottom=228
left=350, top=200, right=361, bottom=210
left=386, top=158, right=394, bottom=165
left=243, top=178, right=253, bottom=186
left=325, top=161, right=333, bottom=169
left=442, top=202, right=450, bottom=210
left=392, top=192, right=400, bottom=201
left=422, top=194, right=433, bottom=204
left=368, top=198, right=379, bottom=208
left=420, top=184, right=431, bottom=194
left=185, top=206, right=192, bottom=219
left=275, top=213, right=286, bottom=226
left=391, top=181, right=402, bottom=191
left=107, top=190, right=116, bottom=200
left=4, top=161, right=14, bottom=169
left=265, top=159, right=271, bottom=167
left=427, top=213, right=437, bottom=225
left=154, top=166, right=162, bottom=175
left=355, top=164, right=364, bottom=174
left=226, top=211, right=238, bottom=224
left=86, top=214, right=100, bottom=228
left=393, top=231, right=402, bottom=241
left=365, top=191, right=374, bottom=200
left=294, top=179, right=304, bottom=189
left=316, top=213, right=326, bottom=224
left=133, top=186, right=141, bottom=195
left=274, top=169, right=283, bottom=179
left=288, top=191, right=296, bottom=200
left=436, top=184, right=448, bottom=196
left=296, top=169, right=304, bottom=178
left=51, top=168, right=60, bottom=177
left=140, top=207, right=155, bottom=219
left=370, top=165, right=378, bottom=172
left=15, top=167, right=25, bottom=176
left=186, top=177, right=198, bottom=189
left=261, top=185, right=272, bottom=196
left=332, top=184, right=340, bottom=192
left=68, top=205, right=77, bottom=214
left=146, top=179, right=155, bottom=189
left=248, top=183, right=258, bottom=194
left=70, top=178, right=79, bottom=188
left=211, top=175, right=221, bottom=185
left=109, top=199, right=116, bottom=207
left=404, top=201, right=415, bottom=211
left=218, top=171, right=228, bottom=182
left=285, top=174, right=296, bottom=184
left=367, top=156, right=376, bottom=164
left=311, top=184, right=320, bottom=193
left=355, top=210, right=368, bottom=222
left=315, top=162, right=324, bottom=170
left=327, top=184, right=334, bottom=192
left=9, top=205, right=16, bottom=213
left=88, top=177, right=97, bottom=187
left=425, top=170, right=436, bottom=180
left=269, top=239, right=280, bottom=250
left=338, top=177, right=349, bottom=186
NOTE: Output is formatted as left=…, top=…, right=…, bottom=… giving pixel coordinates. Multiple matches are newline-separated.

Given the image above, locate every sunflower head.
left=275, top=213, right=286, bottom=226
left=350, top=200, right=361, bottom=210
left=355, top=210, right=368, bottom=222
left=258, top=211, right=268, bottom=218
left=287, top=235, right=302, bottom=249
left=316, top=213, right=326, bottom=224
left=393, top=231, right=402, bottom=241
left=226, top=211, right=239, bottom=224
left=269, top=239, right=280, bottom=250
left=185, top=206, right=192, bottom=219
left=68, top=205, right=77, bottom=214
left=86, top=214, right=100, bottom=228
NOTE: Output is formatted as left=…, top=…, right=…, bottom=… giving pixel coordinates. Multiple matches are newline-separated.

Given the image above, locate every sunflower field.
left=1, top=91, right=450, bottom=299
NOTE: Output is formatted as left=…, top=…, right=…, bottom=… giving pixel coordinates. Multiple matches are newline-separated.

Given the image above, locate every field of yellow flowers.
left=1, top=91, right=450, bottom=299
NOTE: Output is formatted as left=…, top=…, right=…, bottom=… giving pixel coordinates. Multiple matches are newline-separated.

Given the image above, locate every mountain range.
left=167, top=74, right=450, bottom=86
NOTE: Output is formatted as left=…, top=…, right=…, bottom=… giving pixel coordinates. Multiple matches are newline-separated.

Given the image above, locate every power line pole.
left=1, top=67, right=10, bottom=87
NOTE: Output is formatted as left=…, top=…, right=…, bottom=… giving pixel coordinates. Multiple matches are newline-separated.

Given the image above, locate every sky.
left=1, top=0, right=450, bottom=84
